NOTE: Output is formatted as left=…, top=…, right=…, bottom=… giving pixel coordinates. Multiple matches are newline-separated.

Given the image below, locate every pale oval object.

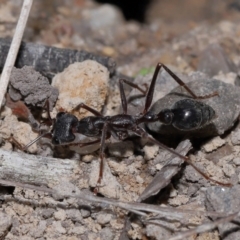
left=52, top=60, right=109, bottom=119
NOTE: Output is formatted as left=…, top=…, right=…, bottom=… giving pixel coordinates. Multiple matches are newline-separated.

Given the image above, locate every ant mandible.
left=23, top=63, right=231, bottom=190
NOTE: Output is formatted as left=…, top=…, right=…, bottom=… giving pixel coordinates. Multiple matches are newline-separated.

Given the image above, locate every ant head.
left=158, top=109, right=173, bottom=125
left=51, top=112, right=78, bottom=145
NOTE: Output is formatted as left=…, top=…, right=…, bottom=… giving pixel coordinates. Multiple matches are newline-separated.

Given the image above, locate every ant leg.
left=94, top=122, right=109, bottom=194
left=68, top=132, right=111, bottom=148
left=131, top=126, right=232, bottom=187
left=68, top=139, right=101, bottom=148
left=143, top=63, right=162, bottom=114
left=119, top=79, right=148, bottom=114
left=71, top=103, right=102, bottom=117
left=43, top=99, right=52, bottom=121
left=7, top=135, right=24, bottom=150
left=7, top=132, right=52, bottom=152
left=160, top=63, right=219, bottom=99
left=143, top=63, right=218, bottom=114
left=42, top=99, right=53, bottom=126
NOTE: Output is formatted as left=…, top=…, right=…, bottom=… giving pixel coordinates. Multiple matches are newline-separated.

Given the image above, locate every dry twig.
left=0, top=0, right=33, bottom=107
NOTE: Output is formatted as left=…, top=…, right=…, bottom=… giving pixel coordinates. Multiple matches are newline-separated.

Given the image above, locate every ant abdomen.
left=170, top=99, right=215, bottom=130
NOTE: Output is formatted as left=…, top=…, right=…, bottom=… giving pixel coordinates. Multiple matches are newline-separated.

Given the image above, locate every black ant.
left=21, top=63, right=232, bottom=190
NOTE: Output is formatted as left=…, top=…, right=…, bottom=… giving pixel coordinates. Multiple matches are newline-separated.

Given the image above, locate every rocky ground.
left=1, top=0, right=240, bottom=239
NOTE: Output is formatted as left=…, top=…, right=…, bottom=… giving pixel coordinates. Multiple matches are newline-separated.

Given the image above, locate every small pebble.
left=233, top=157, right=240, bottom=166
left=52, top=60, right=109, bottom=119
left=231, top=128, right=240, bottom=145
left=66, top=209, right=83, bottom=223
left=96, top=213, right=113, bottom=225
left=222, top=163, right=235, bottom=177
left=143, top=144, right=159, bottom=160
left=54, top=209, right=66, bottom=221
left=168, top=195, right=189, bottom=206
left=0, top=213, right=12, bottom=238
left=80, top=209, right=91, bottom=218
left=202, top=136, right=226, bottom=153
left=108, top=141, right=134, bottom=158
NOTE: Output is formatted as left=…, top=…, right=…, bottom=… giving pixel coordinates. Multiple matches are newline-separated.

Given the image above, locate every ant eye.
left=164, top=112, right=172, bottom=124
left=158, top=109, right=173, bottom=125
left=52, top=136, right=60, bottom=145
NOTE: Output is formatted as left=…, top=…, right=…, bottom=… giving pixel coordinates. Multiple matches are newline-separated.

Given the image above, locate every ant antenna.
left=22, top=132, right=52, bottom=151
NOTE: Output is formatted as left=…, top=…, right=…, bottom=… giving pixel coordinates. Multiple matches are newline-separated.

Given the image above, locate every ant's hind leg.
left=71, top=103, right=102, bottom=117
left=132, top=126, right=231, bottom=187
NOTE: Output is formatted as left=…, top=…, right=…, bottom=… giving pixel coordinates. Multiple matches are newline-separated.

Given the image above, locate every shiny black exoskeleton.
left=158, top=98, right=215, bottom=131
left=52, top=97, right=215, bottom=147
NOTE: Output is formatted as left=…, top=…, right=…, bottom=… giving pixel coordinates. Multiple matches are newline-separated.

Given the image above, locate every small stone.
left=222, top=163, right=235, bottom=177
left=0, top=212, right=12, bottom=238
left=61, top=220, right=72, bottom=229
left=145, top=223, right=171, bottom=240
left=80, top=209, right=91, bottom=218
left=30, top=220, right=46, bottom=238
left=9, top=66, right=58, bottom=109
left=81, top=154, right=94, bottom=163
left=108, top=141, right=134, bottom=158
left=143, top=144, right=159, bottom=160
left=52, top=60, right=109, bottom=119
left=202, top=136, right=226, bottom=153
left=84, top=4, right=124, bottom=31
left=68, top=225, right=85, bottom=235
left=99, top=227, right=114, bottom=240
left=101, top=46, right=116, bottom=57
left=136, top=175, right=144, bottom=184
left=96, top=213, right=113, bottom=225
left=214, top=72, right=237, bottom=85
left=168, top=194, right=189, bottom=206
left=169, top=185, right=178, bottom=198
left=238, top=173, right=240, bottom=183
left=231, top=128, right=240, bottom=145
left=205, top=186, right=240, bottom=239
left=39, top=208, right=55, bottom=219
left=233, top=157, right=240, bottom=166
left=155, top=163, right=163, bottom=170
left=66, top=209, right=83, bottom=223
left=52, top=221, right=66, bottom=234
left=198, top=43, right=236, bottom=77
left=12, top=203, right=33, bottom=216
left=54, top=209, right=66, bottom=221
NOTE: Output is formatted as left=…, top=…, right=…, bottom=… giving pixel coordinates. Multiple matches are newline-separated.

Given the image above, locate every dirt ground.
left=1, top=1, right=240, bottom=239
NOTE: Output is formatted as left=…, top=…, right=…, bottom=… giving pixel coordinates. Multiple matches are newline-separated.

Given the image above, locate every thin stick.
left=0, top=179, right=231, bottom=220
left=0, top=0, right=33, bottom=107
left=169, top=212, right=240, bottom=240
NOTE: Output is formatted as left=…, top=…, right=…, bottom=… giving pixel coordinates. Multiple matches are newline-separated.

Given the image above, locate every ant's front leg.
left=7, top=132, right=52, bottom=152
left=142, top=63, right=219, bottom=115
left=159, top=63, right=219, bottom=99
